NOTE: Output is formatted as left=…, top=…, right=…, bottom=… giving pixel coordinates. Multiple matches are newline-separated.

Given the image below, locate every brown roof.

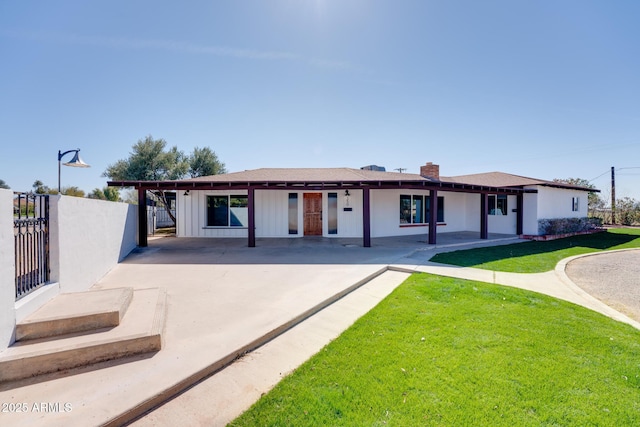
left=442, top=171, right=597, bottom=192
left=183, top=167, right=432, bottom=183
left=108, top=167, right=596, bottom=193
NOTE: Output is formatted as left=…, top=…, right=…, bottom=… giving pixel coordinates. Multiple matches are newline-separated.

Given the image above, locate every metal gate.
left=14, top=192, right=50, bottom=300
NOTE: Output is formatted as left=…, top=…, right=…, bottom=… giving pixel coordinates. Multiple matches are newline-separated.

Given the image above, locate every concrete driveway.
left=566, top=249, right=640, bottom=321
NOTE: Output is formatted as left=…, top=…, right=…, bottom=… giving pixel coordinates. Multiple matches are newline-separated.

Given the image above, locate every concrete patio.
left=1, top=232, right=637, bottom=427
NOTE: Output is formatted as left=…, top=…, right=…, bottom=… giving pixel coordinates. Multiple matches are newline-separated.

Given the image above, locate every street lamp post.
left=58, top=149, right=90, bottom=193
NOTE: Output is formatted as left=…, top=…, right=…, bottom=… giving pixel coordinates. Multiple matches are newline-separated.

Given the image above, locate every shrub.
left=537, top=217, right=602, bottom=235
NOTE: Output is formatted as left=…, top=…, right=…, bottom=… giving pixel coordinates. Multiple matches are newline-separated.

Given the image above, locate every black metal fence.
left=14, top=192, right=50, bottom=300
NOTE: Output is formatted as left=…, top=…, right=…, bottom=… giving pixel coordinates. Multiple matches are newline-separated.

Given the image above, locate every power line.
left=590, top=166, right=640, bottom=182
left=589, top=170, right=610, bottom=182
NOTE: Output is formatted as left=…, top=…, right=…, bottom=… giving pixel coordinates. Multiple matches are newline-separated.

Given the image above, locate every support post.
left=137, top=188, right=148, bottom=247
left=480, top=193, right=488, bottom=240
left=362, top=187, right=371, bottom=247
left=428, top=190, right=437, bottom=244
left=248, top=186, right=256, bottom=247
left=516, top=193, right=523, bottom=236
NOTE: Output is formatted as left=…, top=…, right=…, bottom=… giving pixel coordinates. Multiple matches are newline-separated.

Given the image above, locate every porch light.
left=58, top=148, right=90, bottom=193
left=344, top=189, right=351, bottom=207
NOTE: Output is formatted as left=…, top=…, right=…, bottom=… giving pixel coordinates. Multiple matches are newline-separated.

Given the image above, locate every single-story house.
left=108, top=162, right=598, bottom=248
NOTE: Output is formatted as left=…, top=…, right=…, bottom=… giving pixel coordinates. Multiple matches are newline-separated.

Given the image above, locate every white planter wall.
left=51, top=196, right=137, bottom=294
left=0, top=190, right=15, bottom=350
left=1, top=193, right=137, bottom=351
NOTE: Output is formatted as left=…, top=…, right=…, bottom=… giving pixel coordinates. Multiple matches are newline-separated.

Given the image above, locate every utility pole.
left=394, top=168, right=406, bottom=173
left=611, top=166, right=616, bottom=225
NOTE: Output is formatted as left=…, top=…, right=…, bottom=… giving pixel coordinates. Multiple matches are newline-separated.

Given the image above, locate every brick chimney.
left=420, top=162, right=440, bottom=180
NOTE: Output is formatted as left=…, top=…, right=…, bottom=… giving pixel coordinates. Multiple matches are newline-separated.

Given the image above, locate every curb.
left=555, top=248, right=640, bottom=330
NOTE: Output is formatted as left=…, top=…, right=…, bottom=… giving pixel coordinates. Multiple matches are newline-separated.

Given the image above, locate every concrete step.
left=0, top=288, right=166, bottom=383
left=16, top=287, right=134, bottom=341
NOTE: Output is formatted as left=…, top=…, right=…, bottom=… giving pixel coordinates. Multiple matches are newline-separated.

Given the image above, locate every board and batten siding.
left=177, top=190, right=248, bottom=238
left=177, top=189, right=364, bottom=238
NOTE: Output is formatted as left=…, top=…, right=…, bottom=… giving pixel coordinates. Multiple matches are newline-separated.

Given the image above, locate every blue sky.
left=1, top=1, right=639, bottom=201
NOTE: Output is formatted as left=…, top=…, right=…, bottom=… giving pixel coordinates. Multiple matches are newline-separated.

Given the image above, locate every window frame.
left=572, top=197, right=580, bottom=212
left=400, top=194, right=444, bottom=225
left=488, top=194, right=508, bottom=216
left=206, top=194, right=248, bottom=228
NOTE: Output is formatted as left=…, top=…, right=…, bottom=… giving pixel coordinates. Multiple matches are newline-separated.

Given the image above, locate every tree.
left=103, top=135, right=226, bottom=224
left=33, top=180, right=51, bottom=194
left=88, top=187, right=121, bottom=201
left=615, top=197, right=640, bottom=226
left=32, top=180, right=85, bottom=197
left=104, top=136, right=189, bottom=181
left=121, top=189, right=138, bottom=205
left=62, top=186, right=85, bottom=197
left=189, top=146, right=226, bottom=177
left=0, top=179, right=9, bottom=189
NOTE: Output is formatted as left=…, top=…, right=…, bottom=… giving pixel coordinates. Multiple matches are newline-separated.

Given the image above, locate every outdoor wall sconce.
left=184, top=190, right=190, bottom=196
left=58, top=148, right=90, bottom=193
left=344, top=189, right=351, bottom=207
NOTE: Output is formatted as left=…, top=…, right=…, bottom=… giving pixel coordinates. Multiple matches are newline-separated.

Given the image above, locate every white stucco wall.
left=521, top=186, right=590, bottom=235
left=522, top=191, right=538, bottom=235
left=464, top=193, right=481, bottom=232
left=442, top=192, right=470, bottom=232
left=487, top=194, right=518, bottom=234
left=2, top=194, right=137, bottom=350
left=370, top=190, right=467, bottom=238
left=0, top=190, right=15, bottom=350
left=51, top=195, right=137, bottom=294
left=537, top=186, right=589, bottom=219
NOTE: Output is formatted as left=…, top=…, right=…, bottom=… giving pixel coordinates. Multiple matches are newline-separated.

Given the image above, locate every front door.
left=303, top=193, right=323, bottom=236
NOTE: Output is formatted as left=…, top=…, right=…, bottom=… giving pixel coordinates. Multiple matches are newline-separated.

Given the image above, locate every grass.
left=429, top=228, right=640, bottom=273
left=230, top=274, right=640, bottom=426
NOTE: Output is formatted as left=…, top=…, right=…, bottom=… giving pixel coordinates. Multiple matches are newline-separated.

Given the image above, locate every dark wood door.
left=303, top=193, right=323, bottom=236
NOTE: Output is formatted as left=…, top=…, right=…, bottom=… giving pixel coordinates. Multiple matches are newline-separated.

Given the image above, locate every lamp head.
left=63, top=150, right=90, bottom=168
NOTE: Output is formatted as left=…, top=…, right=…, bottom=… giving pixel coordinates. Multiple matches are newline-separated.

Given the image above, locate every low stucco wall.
left=0, top=189, right=15, bottom=349
left=50, top=195, right=137, bottom=294
left=1, top=193, right=138, bottom=350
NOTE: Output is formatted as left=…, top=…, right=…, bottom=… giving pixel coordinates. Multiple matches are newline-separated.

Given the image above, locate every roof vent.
left=360, top=165, right=386, bottom=172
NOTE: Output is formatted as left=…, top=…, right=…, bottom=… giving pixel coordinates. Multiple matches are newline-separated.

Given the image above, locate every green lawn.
left=429, top=228, right=640, bottom=273
left=231, top=274, right=640, bottom=426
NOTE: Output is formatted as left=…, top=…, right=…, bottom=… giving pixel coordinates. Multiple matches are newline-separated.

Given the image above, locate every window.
left=206, top=195, right=248, bottom=227
left=400, top=195, right=412, bottom=223
left=426, top=196, right=445, bottom=223
left=328, top=193, right=338, bottom=234
left=572, top=197, right=580, bottom=212
left=489, top=195, right=508, bottom=215
left=288, top=193, right=298, bottom=234
left=400, top=195, right=444, bottom=224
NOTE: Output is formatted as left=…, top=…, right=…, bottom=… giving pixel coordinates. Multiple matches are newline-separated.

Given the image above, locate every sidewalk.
left=1, top=235, right=637, bottom=427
